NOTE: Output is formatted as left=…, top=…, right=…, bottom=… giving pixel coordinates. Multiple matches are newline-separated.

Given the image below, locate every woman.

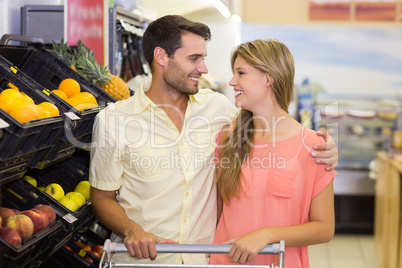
left=210, top=38, right=337, bottom=268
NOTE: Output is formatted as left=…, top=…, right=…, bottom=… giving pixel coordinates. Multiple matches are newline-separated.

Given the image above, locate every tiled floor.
left=309, top=234, right=380, bottom=268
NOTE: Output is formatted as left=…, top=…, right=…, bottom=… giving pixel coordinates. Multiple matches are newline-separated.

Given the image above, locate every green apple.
left=23, top=175, right=37, bottom=187
left=44, top=183, right=65, bottom=201
left=74, top=181, right=90, bottom=201
left=37, top=186, right=45, bottom=191
left=65, top=192, right=86, bottom=208
left=59, top=197, right=79, bottom=212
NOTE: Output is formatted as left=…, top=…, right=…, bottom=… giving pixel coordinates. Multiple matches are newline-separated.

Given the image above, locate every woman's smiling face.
left=229, top=56, right=270, bottom=111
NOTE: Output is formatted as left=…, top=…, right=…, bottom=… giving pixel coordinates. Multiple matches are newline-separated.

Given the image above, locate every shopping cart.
left=100, top=239, right=285, bottom=268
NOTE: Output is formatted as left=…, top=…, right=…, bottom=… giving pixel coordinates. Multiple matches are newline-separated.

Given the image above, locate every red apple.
left=0, top=226, right=22, bottom=246
left=92, top=244, right=103, bottom=256
left=85, top=256, right=93, bottom=264
left=20, top=209, right=49, bottom=234
left=75, top=241, right=92, bottom=252
left=34, top=204, right=56, bottom=224
left=11, top=209, right=20, bottom=214
left=6, top=214, right=34, bottom=240
left=92, top=251, right=101, bottom=258
left=0, top=207, right=16, bottom=226
left=63, top=244, right=75, bottom=253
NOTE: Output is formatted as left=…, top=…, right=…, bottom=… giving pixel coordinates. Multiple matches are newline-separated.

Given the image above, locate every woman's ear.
left=153, top=47, right=168, bottom=68
left=266, top=76, right=274, bottom=87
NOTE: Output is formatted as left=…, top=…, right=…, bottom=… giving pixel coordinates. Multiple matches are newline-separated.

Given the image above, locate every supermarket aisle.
left=309, top=234, right=380, bottom=268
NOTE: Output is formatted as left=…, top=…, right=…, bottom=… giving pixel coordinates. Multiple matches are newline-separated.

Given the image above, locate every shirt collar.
left=133, top=77, right=156, bottom=114
left=133, top=77, right=201, bottom=114
left=190, top=93, right=201, bottom=103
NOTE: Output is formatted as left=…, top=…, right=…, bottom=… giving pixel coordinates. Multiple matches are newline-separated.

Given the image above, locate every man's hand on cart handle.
left=123, top=229, right=177, bottom=260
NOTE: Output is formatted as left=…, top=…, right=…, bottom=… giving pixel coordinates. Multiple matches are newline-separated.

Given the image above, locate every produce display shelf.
left=22, top=149, right=94, bottom=238
left=0, top=180, right=65, bottom=268
left=41, top=239, right=99, bottom=268
left=0, top=45, right=116, bottom=168
left=41, top=223, right=110, bottom=268
left=0, top=44, right=115, bottom=167
left=0, top=56, right=66, bottom=184
left=0, top=36, right=115, bottom=268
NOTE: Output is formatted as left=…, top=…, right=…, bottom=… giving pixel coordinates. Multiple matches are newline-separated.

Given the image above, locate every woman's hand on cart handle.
left=223, top=231, right=278, bottom=264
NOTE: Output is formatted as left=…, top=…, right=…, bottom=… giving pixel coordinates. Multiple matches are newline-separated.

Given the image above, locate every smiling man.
left=88, top=15, right=338, bottom=266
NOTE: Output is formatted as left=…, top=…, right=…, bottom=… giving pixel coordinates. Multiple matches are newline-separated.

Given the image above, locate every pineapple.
left=74, top=40, right=130, bottom=101
left=51, top=38, right=75, bottom=70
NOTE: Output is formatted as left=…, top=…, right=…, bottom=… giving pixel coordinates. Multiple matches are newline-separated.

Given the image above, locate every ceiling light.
left=213, top=0, right=231, bottom=18
left=231, top=14, right=242, bottom=22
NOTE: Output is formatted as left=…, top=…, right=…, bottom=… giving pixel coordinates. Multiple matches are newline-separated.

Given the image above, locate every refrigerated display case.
left=314, top=93, right=398, bottom=233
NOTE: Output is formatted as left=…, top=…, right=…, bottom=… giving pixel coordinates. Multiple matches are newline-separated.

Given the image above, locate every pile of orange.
left=0, top=84, right=60, bottom=124
left=53, top=78, right=98, bottom=111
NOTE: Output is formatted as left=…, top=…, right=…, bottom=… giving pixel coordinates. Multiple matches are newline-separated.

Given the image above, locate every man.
left=89, top=15, right=338, bottom=265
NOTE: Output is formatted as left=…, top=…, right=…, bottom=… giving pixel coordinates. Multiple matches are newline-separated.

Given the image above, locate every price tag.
left=63, top=213, right=78, bottom=223
left=10, top=66, right=18, bottom=73
left=78, top=249, right=87, bottom=257
left=0, top=118, right=10, bottom=129
left=64, top=112, right=80, bottom=120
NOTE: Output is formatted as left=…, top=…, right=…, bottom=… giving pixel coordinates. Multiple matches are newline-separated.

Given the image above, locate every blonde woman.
left=210, top=39, right=337, bottom=268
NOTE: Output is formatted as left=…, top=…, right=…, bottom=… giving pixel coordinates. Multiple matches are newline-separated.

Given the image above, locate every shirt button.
left=183, top=219, right=187, bottom=223
left=186, top=192, right=189, bottom=196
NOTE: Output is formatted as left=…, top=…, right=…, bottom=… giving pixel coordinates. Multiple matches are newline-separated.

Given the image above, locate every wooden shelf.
left=375, top=151, right=402, bottom=268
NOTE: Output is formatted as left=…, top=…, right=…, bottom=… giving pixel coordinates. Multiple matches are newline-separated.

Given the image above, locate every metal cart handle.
left=100, top=239, right=285, bottom=268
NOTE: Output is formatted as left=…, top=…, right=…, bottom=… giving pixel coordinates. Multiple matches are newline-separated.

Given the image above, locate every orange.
left=9, top=102, right=40, bottom=124
left=22, top=95, right=34, bottom=104
left=7, top=82, right=19, bottom=91
left=58, top=78, right=80, bottom=97
left=66, top=97, right=84, bottom=107
left=38, top=102, right=60, bottom=116
left=66, top=95, right=98, bottom=111
left=71, top=92, right=98, bottom=105
left=0, top=89, right=24, bottom=113
left=74, top=102, right=98, bottom=111
left=36, top=105, right=46, bottom=119
left=51, top=89, right=68, bottom=100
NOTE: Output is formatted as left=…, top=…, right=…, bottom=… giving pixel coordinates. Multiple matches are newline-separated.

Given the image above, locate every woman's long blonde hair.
left=216, top=38, right=295, bottom=203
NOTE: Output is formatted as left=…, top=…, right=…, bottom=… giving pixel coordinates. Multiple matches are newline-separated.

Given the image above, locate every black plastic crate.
left=37, top=47, right=116, bottom=105
left=40, top=221, right=110, bottom=268
left=21, top=149, right=94, bottom=235
left=0, top=180, right=65, bottom=268
left=72, top=222, right=109, bottom=249
left=39, top=240, right=98, bottom=268
left=64, top=239, right=100, bottom=267
left=0, top=57, right=67, bottom=184
left=0, top=46, right=112, bottom=166
left=0, top=45, right=116, bottom=106
left=14, top=51, right=108, bottom=150
left=0, top=163, right=28, bottom=185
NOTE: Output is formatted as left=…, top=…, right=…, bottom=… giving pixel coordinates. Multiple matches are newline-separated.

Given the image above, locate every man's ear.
left=153, top=47, right=168, bottom=68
